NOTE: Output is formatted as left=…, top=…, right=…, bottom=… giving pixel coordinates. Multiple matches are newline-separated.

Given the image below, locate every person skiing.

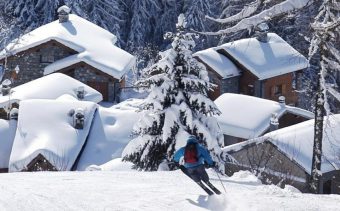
left=173, top=135, right=221, bottom=195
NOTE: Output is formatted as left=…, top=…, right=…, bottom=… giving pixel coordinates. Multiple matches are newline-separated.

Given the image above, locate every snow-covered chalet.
left=214, top=93, right=314, bottom=146
left=194, top=30, right=308, bottom=105
left=0, top=6, right=135, bottom=102
left=222, top=114, right=340, bottom=194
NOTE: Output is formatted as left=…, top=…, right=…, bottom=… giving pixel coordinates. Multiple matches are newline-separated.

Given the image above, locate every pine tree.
left=126, top=0, right=162, bottom=51
left=184, top=0, right=218, bottom=50
left=122, top=14, right=225, bottom=171
left=68, top=0, right=130, bottom=47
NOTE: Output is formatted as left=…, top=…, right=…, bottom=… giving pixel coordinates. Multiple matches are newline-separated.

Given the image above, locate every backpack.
left=184, top=143, right=198, bottom=164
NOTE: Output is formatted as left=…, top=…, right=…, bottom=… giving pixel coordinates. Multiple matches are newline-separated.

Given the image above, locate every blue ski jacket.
left=173, top=136, right=214, bottom=169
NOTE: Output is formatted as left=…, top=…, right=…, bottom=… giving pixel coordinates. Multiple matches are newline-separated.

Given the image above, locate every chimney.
left=255, top=22, right=269, bottom=42
left=278, top=96, right=286, bottom=105
left=57, top=5, right=71, bottom=23
left=270, top=113, right=279, bottom=131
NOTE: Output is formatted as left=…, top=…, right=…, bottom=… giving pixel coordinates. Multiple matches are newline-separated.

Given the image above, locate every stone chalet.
left=222, top=114, right=340, bottom=194
left=214, top=93, right=314, bottom=146
left=194, top=32, right=308, bottom=105
left=0, top=6, right=135, bottom=102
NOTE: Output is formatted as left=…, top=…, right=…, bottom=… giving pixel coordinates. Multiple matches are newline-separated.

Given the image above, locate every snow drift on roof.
left=0, top=14, right=135, bottom=79
left=217, top=33, right=308, bottom=80
left=0, top=119, right=17, bottom=169
left=76, top=99, right=142, bottom=170
left=193, top=48, right=240, bottom=79
left=223, top=114, right=340, bottom=174
left=214, top=93, right=313, bottom=139
left=267, top=115, right=340, bottom=173
left=0, top=73, right=102, bottom=108
left=9, top=99, right=97, bottom=172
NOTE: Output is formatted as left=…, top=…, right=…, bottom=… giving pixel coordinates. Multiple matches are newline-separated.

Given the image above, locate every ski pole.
left=214, top=167, right=227, bottom=193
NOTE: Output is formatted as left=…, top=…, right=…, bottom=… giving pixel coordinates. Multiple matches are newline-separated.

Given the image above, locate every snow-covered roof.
left=193, top=48, right=240, bottom=79
left=214, top=93, right=314, bottom=139
left=76, top=99, right=143, bottom=170
left=9, top=99, right=98, bottom=172
left=223, top=114, right=340, bottom=174
left=0, top=14, right=135, bottom=79
left=0, top=119, right=17, bottom=169
left=0, top=73, right=102, bottom=108
left=217, top=33, right=308, bottom=80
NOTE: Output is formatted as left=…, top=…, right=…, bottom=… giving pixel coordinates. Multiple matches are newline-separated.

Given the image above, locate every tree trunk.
left=309, top=66, right=325, bottom=194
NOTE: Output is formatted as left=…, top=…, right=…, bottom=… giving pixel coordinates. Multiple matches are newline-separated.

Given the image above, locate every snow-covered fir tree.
left=184, top=0, right=217, bottom=50
left=126, top=0, right=162, bottom=51
left=123, top=14, right=227, bottom=171
left=68, top=0, right=130, bottom=48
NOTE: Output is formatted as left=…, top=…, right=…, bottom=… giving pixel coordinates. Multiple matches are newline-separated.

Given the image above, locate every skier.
left=173, top=135, right=221, bottom=195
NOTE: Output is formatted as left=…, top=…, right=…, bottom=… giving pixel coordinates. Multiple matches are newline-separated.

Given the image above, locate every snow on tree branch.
left=206, top=0, right=262, bottom=24
left=202, top=0, right=313, bottom=35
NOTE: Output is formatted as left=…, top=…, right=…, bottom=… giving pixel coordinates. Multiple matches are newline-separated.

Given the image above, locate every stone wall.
left=1, top=40, right=121, bottom=102
left=72, top=65, right=119, bottom=102
left=2, top=40, right=77, bottom=87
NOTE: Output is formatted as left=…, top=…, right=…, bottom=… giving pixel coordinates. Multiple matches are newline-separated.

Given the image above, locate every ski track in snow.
left=0, top=170, right=339, bottom=211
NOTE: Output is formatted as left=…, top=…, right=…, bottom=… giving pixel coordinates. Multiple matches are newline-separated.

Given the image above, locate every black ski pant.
left=180, top=165, right=209, bottom=183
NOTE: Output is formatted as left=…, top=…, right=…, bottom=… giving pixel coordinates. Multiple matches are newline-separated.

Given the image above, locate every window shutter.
left=271, top=86, right=275, bottom=97
left=282, top=84, right=286, bottom=95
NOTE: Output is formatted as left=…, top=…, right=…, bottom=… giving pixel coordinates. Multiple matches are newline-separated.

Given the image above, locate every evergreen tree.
left=126, top=0, right=162, bottom=51
left=184, top=0, right=217, bottom=50
left=68, top=0, right=130, bottom=47
left=122, top=14, right=226, bottom=171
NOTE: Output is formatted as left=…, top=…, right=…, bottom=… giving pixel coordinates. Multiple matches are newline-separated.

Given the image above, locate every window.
left=247, top=84, right=254, bottom=96
left=40, top=54, right=54, bottom=63
left=271, top=84, right=286, bottom=96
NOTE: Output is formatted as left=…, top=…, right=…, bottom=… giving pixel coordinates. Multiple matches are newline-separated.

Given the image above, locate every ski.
left=196, top=181, right=214, bottom=195
left=204, top=181, right=221, bottom=195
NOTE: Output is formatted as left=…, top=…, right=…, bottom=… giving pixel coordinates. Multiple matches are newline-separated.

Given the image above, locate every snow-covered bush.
left=122, top=14, right=227, bottom=171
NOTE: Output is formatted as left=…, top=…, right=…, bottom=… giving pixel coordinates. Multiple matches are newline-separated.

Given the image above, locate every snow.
left=217, top=33, right=309, bottom=80
left=267, top=114, right=340, bottom=174
left=86, top=158, right=135, bottom=171
left=203, top=0, right=311, bottom=36
left=0, top=170, right=339, bottom=211
left=223, top=114, right=340, bottom=174
left=0, top=73, right=102, bottom=108
left=9, top=99, right=98, bottom=172
left=0, top=119, right=17, bottom=169
left=193, top=48, right=240, bottom=79
left=0, top=14, right=135, bottom=79
left=214, top=93, right=314, bottom=139
left=76, top=100, right=142, bottom=170
left=206, top=0, right=261, bottom=24
left=57, top=5, right=71, bottom=13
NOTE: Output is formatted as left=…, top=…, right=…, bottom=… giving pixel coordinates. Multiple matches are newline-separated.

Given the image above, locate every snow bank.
left=194, top=48, right=240, bottom=79
left=0, top=119, right=17, bottom=169
left=214, top=93, right=313, bottom=139
left=0, top=14, right=135, bottom=79
left=76, top=99, right=142, bottom=170
left=9, top=99, right=97, bottom=172
left=1, top=170, right=338, bottom=211
left=0, top=73, right=102, bottom=108
left=217, top=33, right=308, bottom=80
left=86, top=158, right=134, bottom=171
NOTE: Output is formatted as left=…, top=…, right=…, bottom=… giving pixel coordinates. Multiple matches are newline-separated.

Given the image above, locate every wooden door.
left=87, top=81, right=109, bottom=101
